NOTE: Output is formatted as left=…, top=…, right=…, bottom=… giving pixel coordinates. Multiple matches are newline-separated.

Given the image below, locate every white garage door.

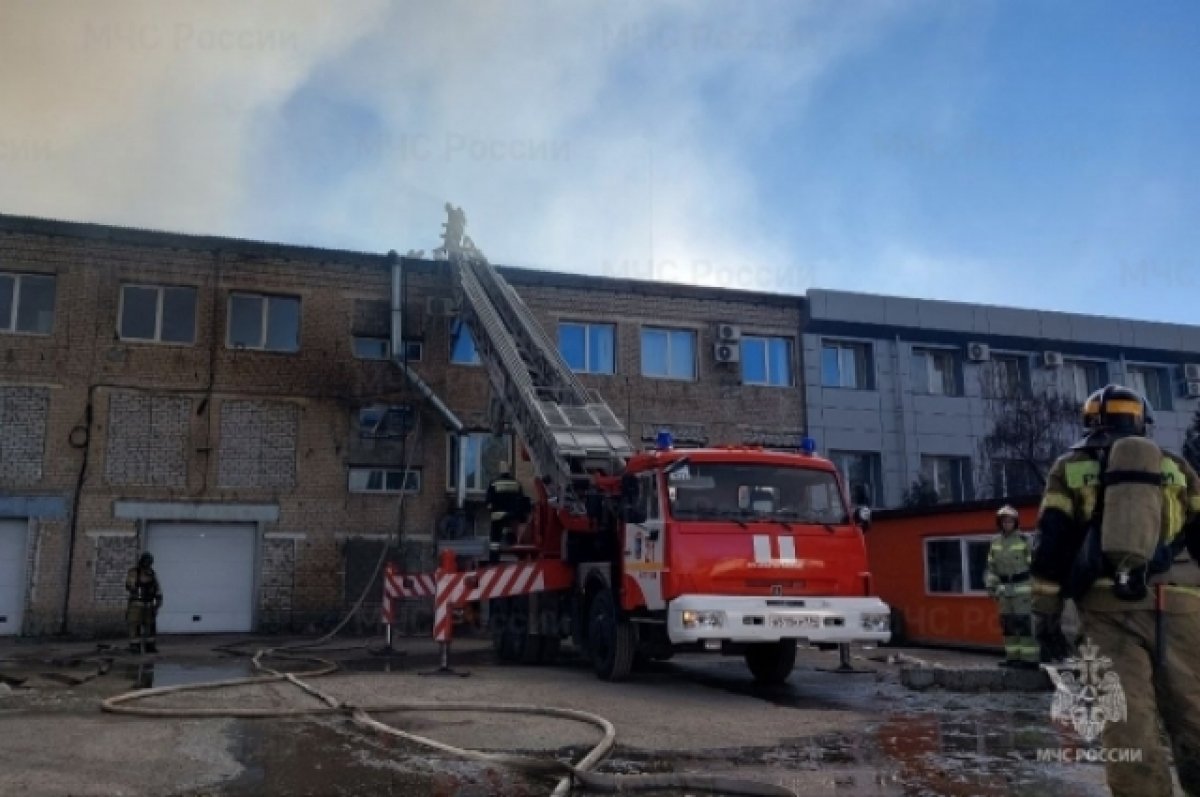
left=147, top=523, right=256, bottom=633
left=0, top=519, right=29, bottom=635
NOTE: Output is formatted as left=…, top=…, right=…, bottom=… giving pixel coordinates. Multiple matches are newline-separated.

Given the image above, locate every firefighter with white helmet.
left=1032, top=384, right=1200, bottom=796
left=984, top=504, right=1038, bottom=667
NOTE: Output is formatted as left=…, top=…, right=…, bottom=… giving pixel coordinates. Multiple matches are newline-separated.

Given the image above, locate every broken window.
left=358, top=405, right=414, bottom=439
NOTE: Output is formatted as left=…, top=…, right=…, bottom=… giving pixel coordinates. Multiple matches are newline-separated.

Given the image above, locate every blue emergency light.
left=656, top=430, right=674, bottom=450
left=800, top=436, right=817, bottom=455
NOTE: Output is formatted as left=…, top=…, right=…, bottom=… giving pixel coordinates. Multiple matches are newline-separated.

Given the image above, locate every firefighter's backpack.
left=1099, top=435, right=1175, bottom=600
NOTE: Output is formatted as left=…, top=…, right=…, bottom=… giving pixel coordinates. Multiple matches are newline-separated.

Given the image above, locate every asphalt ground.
left=0, top=634, right=1111, bottom=796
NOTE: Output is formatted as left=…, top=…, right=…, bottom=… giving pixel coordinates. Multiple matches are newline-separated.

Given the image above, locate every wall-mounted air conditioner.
left=713, top=342, right=741, bottom=363
left=1042, top=351, right=1064, bottom=368
left=716, top=323, right=741, bottom=342
left=966, top=342, right=991, bottom=362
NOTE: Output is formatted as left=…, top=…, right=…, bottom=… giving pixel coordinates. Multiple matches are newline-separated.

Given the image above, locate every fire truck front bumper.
left=666, top=595, right=892, bottom=645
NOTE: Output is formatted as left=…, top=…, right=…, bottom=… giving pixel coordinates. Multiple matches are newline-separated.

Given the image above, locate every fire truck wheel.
left=744, top=640, right=797, bottom=685
left=588, top=589, right=634, bottom=681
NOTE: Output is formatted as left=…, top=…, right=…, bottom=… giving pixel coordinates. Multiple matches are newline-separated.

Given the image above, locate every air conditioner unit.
left=714, top=342, right=741, bottom=363
left=1184, top=363, right=1200, bottom=381
left=1185, top=381, right=1200, bottom=399
left=966, top=342, right=991, bottom=362
left=1042, top=351, right=1064, bottom=368
left=426, top=297, right=455, bottom=316
left=716, top=323, right=741, bottom=342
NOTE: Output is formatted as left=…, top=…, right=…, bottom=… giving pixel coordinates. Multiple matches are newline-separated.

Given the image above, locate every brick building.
left=0, top=214, right=804, bottom=636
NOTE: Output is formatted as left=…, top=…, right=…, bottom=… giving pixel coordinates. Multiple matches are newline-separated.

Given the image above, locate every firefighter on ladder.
left=125, top=552, right=163, bottom=655
left=486, top=463, right=526, bottom=564
left=984, top=505, right=1039, bottom=668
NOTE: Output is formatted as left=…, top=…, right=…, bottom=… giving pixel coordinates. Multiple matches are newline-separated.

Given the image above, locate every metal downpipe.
left=388, top=250, right=463, bottom=435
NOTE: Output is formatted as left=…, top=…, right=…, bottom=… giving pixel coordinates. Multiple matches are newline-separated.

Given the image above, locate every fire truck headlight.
left=861, top=613, right=891, bottom=632
left=681, top=610, right=726, bottom=629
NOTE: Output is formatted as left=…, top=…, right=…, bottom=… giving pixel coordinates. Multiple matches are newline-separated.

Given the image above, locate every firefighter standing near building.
left=486, top=463, right=525, bottom=563
left=125, top=552, right=162, bottom=655
left=1032, top=384, right=1200, bottom=797
left=984, top=505, right=1039, bottom=667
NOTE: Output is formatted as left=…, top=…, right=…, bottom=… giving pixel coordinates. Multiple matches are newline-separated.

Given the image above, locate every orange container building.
left=866, top=498, right=1041, bottom=649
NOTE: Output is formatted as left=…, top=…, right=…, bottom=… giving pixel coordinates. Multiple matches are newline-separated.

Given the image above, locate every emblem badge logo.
left=1045, top=640, right=1128, bottom=743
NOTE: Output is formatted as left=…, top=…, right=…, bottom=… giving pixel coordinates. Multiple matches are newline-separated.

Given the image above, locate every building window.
left=641, top=327, right=696, bottom=380
left=911, top=347, right=959, bottom=396
left=559, top=322, right=615, bottom=374
left=925, top=536, right=993, bottom=594
left=449, top=320, right=481, bottom=365
left=446, top=432, right=513, bottom=493
left=119, top=284, right=197, bottom=344
left=991, top=459, right=1041, bottom=498
left=829, top=450, right=882, bottom=506
left=353, top=337, right=422, bottom=362
left=358, top=405, right=414, bottom=439
left=0, top=272, right=56, bottom=335
left=742, top=336, right=792, bottom=387
left=228, top=293, right=300, bottom=352
left=984, top=355, right=1027, bottom=398
left=1127, top=364, right=1170, bottom=411
left=1062, top=359, right=1105, bottom=402
left=921, top=455, right=972, bottom=503
left=348, top=467, right=420, bottom=494
left=820, top=340, right=871, bottom=389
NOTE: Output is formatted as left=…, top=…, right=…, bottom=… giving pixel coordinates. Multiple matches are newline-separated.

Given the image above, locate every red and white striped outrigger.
left=381, top=552, right=573, bottom=662
left=381, top=563, right=437, bottom=627
left=429, top=551, right=574, bottom=643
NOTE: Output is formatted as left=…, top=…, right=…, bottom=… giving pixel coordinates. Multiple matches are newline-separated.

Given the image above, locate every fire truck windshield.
left=665, top=462, right=848, bottom=526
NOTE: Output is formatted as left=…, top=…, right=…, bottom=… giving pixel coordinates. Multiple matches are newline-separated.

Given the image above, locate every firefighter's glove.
left=1030, top=577, right=1063, bottom=615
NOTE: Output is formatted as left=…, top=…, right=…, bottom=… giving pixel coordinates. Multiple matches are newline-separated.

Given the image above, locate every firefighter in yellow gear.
left=984, top=505, right=1039, bottom=667
left=125, top=552, right=163, bottom=655
left=1032, top=384, right=1200, bottom=797
left=486, top=463, right=526, bottom=563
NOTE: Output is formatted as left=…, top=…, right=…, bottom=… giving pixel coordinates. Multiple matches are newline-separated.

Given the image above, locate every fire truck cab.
left=565, top=438, right=891, bottom=683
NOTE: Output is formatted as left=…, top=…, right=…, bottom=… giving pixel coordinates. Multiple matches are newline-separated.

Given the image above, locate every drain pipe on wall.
left=388, top=250, right=468, bottom=516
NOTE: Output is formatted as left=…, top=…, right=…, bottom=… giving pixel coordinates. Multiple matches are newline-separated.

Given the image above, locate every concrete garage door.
left=147, top=523, right=256, bottom=633
left=0, top=519, right=29, bottom=635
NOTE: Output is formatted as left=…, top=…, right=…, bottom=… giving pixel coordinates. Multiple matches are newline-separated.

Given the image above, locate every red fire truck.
left=399, top=211, right=890, bottom=683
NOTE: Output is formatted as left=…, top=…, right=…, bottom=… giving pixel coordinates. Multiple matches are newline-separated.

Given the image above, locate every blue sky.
left=2, top=1, right=1197, bottom=323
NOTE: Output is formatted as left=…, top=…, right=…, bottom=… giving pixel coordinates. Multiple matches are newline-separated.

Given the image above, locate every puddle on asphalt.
left=564, top=710, right=1107, bottom=797
left=218, top=718, right=542, bottom=797
left=119, top=660, right=256, bottom=689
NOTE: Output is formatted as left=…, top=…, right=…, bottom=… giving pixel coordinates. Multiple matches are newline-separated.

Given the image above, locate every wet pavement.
left=118, top=660, right=258, bottom=689
left=0, top=637, right=1113, bottom=797
left=198, top=655, right=1108, bottom=797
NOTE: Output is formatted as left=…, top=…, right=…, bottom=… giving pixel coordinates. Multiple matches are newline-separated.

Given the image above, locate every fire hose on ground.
left=98, top=418, right=796, bottom=796
left=100, top=645, right=795, bottom=796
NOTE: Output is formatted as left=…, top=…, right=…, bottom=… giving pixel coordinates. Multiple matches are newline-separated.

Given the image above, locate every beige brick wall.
left=0, top=217, right=806, bottom=636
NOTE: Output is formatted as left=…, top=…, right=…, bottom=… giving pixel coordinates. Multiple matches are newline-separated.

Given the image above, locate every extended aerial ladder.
left=387, top=207, right=890, bottom=682
left=434, top=206, right=633, bottom=514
